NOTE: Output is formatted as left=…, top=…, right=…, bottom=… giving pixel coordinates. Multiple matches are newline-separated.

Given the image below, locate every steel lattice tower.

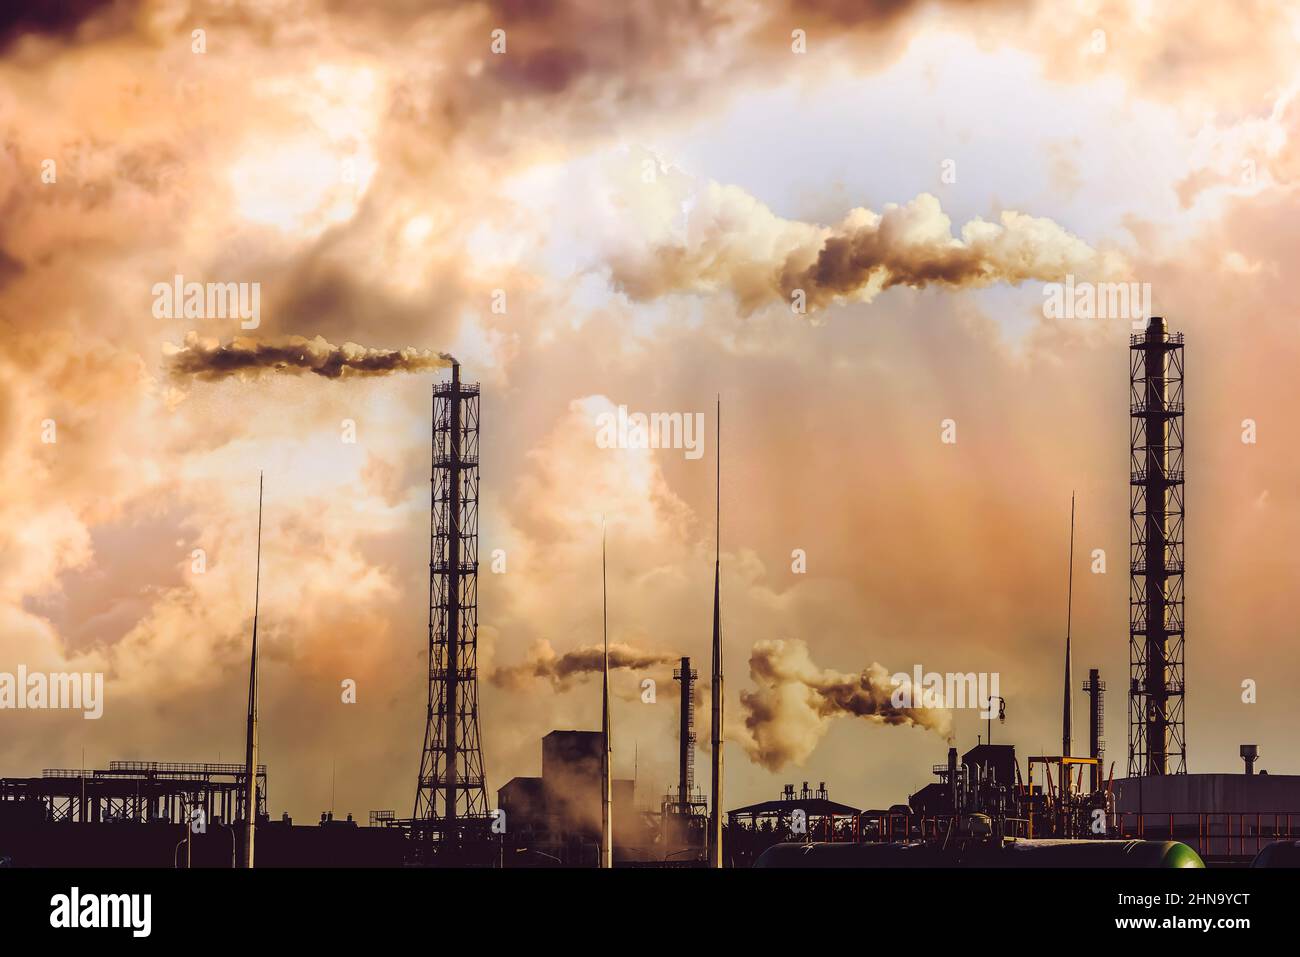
left=414, top=363, right=489, bottom=834
left=1128, top=317, right=1186, bottom=776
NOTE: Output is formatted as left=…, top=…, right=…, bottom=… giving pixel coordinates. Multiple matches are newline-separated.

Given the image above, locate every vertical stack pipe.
left=678, top=656, right=691, bottom=807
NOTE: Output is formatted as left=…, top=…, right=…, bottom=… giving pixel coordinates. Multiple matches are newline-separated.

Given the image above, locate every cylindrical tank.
left=753, top=842, right=942, bottom=869
left=1251, top=840, right=1300, bottom=867
left=753, top=839, right=1204, bottom=868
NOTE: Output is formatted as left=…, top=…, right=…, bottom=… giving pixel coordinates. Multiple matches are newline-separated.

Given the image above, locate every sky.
left=2, top=0, right=1299, bottom=822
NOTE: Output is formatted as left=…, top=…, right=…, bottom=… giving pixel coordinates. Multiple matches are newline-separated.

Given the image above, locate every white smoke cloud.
left=737, top=638, right=952, bottom=771
left=605, top=164, right=1118, bottom=315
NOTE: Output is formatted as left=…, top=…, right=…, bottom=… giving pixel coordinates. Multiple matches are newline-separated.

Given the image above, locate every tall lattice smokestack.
left=415, top=362, right=489, bottom=846
left=1128, top=317, right=1186, bottom=776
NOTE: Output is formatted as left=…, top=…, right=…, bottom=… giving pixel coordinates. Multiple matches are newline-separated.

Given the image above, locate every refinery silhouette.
left=2, top=319, right=1298, bottom=870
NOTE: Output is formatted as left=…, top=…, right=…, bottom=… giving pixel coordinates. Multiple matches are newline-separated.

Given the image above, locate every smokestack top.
left=1146, top=315, right=1166, bottom=337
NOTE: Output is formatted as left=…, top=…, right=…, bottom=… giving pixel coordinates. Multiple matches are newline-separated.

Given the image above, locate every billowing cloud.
left=2, top=0, right=1299, bottom=822
left=737, top=639, right=951, bottom=771
left=607, top=172, right=1115, bottom=315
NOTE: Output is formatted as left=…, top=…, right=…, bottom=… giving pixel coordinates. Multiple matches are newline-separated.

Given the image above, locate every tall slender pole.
left=600, top=519, right=613, bottom=869
left=709, top=396, right=724, bottom=868
left=1061, top=492, right=1075, bottom=803
left=244, top=472, right=263, bottom=868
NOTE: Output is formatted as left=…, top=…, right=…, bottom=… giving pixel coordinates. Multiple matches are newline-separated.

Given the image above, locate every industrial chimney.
left=947, top=747, right=959, bottom=813
left=1128, top=317, right=1187, bottom=777
left=673, top=657, right=697, bottom=810
left=1084, top=669, right=1105, bottom=792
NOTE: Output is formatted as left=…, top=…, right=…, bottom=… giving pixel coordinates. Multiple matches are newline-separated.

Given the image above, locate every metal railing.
left=791, top=811, right=1031, bottom=844
left=44, top=761, right=266, bottom=778
left=1131, top=332, right=1185, bottom=346
left=1115, top=811, right=1298, bottom=858
left=1130, top=468, right=1185, bottom=484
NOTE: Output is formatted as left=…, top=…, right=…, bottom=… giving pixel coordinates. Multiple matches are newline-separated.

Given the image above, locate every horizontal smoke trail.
left=165, top=332, right=455, bottom=380
left=491, top=639, right=677, bottom=690
left=738, top=638, right=951, bottom=771
left=608, top=175, right=1116, bottom=315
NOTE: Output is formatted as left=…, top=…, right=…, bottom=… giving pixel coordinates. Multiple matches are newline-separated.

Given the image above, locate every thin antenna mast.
left=244, top=472, right=263, bottom=868
left=600, top=519, right=613, bottom=869
left=709, top=396, right=724, bottom=868
left=1062, top=492, right=1075, bottom=798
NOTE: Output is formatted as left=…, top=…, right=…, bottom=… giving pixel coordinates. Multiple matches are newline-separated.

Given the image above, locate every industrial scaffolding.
left=413, top=365, right=490, bottom=841
left=0, top=761, right=267, bottom=826
left=1128, top=317, right=1186, bottom=776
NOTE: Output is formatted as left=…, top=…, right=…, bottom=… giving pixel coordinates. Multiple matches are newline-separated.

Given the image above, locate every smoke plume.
left=610, top=182, right=1114, bottom=315
left=491, top=639, right=677, bottom=691
left=737, top=638, right=951, bottom=771
left=164, top=333, right=454, bottom=381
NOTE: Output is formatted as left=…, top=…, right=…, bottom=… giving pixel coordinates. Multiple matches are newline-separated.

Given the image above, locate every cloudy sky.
left=2, top=0, right=1298, bottom=821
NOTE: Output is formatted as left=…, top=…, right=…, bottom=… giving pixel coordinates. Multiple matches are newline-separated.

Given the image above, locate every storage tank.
left=754, top=839, right=1204, bottom=868
left=1251, top=840, right=1300, bottom=867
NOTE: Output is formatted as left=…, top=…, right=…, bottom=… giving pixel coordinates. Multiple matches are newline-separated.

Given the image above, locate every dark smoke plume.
left=491, top=639, right=677, bottom=691
left=165, top=333, right=454, bottom=381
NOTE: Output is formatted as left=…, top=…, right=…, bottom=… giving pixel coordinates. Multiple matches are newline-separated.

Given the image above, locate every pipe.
left=947, top=747, right=958, bottom=814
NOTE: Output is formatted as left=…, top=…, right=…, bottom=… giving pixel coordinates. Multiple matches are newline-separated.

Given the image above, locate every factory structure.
left=1128, top=317, right=1187, bottom=776
left=407, top=364, right=493, bottom=863
left=4, top=318, right=1300, bottom=867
